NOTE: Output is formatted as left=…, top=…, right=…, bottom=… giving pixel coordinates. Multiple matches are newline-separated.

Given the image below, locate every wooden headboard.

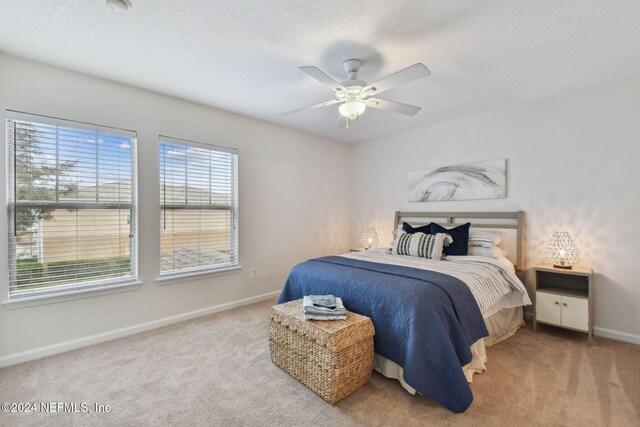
left=394, top=211, right=525, bottom=272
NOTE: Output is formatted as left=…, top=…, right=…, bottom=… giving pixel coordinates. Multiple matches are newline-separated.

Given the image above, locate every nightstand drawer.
left=561, top=295, right=588, bottom=332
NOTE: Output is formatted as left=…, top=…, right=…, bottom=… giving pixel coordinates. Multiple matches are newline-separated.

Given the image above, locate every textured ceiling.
left=1, top=1, right=640, bottom=143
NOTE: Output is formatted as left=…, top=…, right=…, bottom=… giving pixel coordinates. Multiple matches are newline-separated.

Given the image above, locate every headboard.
left=394, top=211, right=525, bottom=272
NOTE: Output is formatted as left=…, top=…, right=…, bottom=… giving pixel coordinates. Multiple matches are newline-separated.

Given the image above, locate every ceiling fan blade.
left=366, top=98, right=422, bottom=116
left=280, top=99, right=341, bottom=117
left=299, top=66, right=346, bottom=92
left=363, top=63, right=430, bottom=96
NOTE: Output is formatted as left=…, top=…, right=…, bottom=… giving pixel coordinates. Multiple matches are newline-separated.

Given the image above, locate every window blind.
left=159, top=136, right=238, bottom=276
left=5, top=111, right=137, bottom=298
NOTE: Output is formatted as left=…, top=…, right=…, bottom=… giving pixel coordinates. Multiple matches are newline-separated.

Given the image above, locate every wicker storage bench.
left=268, top=299, right=375, bottom=404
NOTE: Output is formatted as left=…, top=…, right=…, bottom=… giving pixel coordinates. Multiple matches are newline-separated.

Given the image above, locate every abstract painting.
left=407, top=159, right=506, bottom=202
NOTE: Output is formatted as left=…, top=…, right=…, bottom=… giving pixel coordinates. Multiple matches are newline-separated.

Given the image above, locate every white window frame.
left=3, top=111, right=139, bottom=302
left=157, top=135, right=239, bottom=280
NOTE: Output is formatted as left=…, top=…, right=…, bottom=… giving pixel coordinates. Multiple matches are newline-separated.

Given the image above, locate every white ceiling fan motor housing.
left=340, top=59, right=367, bottom=90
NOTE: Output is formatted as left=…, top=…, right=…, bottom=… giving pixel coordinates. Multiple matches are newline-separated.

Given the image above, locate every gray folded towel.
left=307, top=294, right=337, bottom=310
left=303, top=296, right=345, bottom=313
left=304, top=308, right=347, bottom=316
left=304, top=306, right=347, bottom=315
left=303, top=296, right=347, bottom=321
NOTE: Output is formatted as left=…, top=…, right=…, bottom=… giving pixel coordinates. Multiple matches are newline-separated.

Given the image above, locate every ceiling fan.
left=280, top=59, right=430, bottom=126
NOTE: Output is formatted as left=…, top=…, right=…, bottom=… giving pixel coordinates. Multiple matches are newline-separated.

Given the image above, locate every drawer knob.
left=555, top=301, right=560, bottom=305
left=563, top=303, right=568, bottom=307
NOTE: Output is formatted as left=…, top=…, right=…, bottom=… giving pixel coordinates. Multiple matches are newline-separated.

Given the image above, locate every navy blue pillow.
left=402, top=222, right=431, bottom=234
left=430, top=222, right=471, bottom=256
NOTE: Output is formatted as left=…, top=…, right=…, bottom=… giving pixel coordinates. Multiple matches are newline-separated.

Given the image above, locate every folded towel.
left=307, top=294, right=337, bottom=310
left=304, top=305, right=346, bottom=314
left=305, top=314, right=347, bottom=321
left=303, top=296, right=347, bottom=321
left=303, top=296, right=345, bottom=313
left=304, top=307, right=347, bottom=316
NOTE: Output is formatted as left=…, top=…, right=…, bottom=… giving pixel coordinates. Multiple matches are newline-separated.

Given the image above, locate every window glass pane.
left=6, top=112, right=137, bottom=298
left=159, top=138, right=238, bottom=276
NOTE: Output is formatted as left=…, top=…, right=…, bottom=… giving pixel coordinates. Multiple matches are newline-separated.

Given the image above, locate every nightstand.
left=349, top=248, right=365, bottom=253
left=533, top=263, right=593, bottom=345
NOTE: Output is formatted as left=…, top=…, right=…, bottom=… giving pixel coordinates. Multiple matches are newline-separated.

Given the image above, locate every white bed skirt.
left=373, top=306, right=524, bottom=393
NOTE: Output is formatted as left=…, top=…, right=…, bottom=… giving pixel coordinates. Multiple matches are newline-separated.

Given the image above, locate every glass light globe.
left=545, top=231, right=580, bottom=269
left=339, top=101, right=366, bottom=120
left=361, top=227, right=379, bottom=249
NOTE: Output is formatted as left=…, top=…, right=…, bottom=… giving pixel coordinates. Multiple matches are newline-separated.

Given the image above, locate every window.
left=159, top=136, right=238, bottom=277
left=5, top=111, right=137, bottom=299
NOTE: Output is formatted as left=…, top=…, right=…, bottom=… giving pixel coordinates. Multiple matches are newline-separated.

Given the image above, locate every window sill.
left=155, top=265, right=242, bottom=285
left=1, top=280, right=143, bottom=310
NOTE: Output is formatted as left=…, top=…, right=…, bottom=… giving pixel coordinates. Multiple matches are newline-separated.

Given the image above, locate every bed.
left=277, top=211, right=531, bottom=412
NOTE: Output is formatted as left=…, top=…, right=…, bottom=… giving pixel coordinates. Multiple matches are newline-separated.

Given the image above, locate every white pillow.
left=468, top=229, right=508, bottom=248
left=467, top=245, right=507, bottom=258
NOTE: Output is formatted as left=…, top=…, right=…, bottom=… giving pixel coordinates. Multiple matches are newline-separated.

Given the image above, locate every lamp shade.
left=361, top=227, right=379, bottom=249
left=545, top=231, right=580, bottom=269
left=339, top=101, right=366, bottom=120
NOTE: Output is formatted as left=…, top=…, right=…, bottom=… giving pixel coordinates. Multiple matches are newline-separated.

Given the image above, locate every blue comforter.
left=277, top=256, right=488, bottom=413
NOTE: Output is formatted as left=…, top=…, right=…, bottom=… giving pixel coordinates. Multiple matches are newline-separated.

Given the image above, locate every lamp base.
left=553, top=264, right=573, bottom=270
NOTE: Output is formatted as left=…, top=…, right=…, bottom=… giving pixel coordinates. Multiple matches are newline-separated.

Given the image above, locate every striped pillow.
left=392, top=232, right=453, bottom=260
left=468, top=229, right=508, bottom=248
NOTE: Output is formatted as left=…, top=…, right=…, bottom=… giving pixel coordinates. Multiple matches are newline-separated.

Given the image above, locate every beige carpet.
left=1, top=299, right=638, bottom=427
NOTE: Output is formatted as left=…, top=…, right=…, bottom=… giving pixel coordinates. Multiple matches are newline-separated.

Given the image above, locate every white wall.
left=349, top=75, right=640, bottom=340
left=0, top=54, right=350, bottom=360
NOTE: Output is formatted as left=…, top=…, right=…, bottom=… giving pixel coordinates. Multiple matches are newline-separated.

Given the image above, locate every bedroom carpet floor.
left=1, top=299, right=638, bottom=427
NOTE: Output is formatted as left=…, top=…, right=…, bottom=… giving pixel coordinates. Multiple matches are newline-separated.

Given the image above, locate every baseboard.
left=0, top=290, right=280, bottom=368
left=593, top=326, right=640, bottom=345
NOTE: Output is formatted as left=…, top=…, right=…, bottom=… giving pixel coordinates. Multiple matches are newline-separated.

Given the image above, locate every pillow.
left=402, top=222, right=431, bottom=234
left=367, top=247, right=391, bottom=254
left=468, top=229, right=508, bottom=248
left=467, top=245, right=507, bottom=258
left=390, top=225, right=402, bottom=249
left=392, top=231, right=452, bottom=260
left=430, top=222, right=470, bottom=256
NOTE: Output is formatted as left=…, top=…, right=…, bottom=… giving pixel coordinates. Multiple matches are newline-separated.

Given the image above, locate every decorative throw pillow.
left=430, top=222, right=471, bottom=256
left=402, top=222, right=432, bottom=234
left=392, top=231, right=453, bottom=260
left=468, top=229, right=508, bottom=248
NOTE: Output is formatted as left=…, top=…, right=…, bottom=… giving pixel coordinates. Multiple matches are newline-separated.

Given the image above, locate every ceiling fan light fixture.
left=339, top=100, right=366, bottom=120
